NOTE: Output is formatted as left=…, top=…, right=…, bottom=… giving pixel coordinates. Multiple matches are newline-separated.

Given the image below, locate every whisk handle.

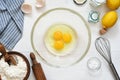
left=109, top=63, right=120, bottom=80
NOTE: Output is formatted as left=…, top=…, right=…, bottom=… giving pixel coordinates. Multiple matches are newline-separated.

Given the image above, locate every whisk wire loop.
left=95, top=37, right=120, bottom=80
left=95, top=37, right=111, bottom=63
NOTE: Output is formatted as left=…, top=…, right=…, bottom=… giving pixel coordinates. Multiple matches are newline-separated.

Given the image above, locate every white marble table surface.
left=13, top=0, right=120, bottom=80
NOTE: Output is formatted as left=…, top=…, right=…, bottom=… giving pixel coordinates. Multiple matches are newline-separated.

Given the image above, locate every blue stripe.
left=0, top=0, right=24, bottom=50
left=0, top=0, right=6, bottom=10
left=0, top=11, right=11, bottom=33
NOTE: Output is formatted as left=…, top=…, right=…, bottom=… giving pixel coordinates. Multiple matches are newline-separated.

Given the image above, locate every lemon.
left=54, top=41, right=64, bottom=50
left=106, top=0, right=120, bottom=10
left=53, top=31, right=63, bottom=40
left=102, top=11, right=118, bottom=29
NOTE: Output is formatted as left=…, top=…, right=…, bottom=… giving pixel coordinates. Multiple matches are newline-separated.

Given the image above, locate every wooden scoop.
left=0, top=43, right=16, bottom=65
left=30, top=52, right=46, bottom=80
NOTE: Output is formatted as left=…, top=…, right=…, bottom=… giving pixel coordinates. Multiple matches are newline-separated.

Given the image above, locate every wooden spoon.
left=0, top=43, right=17, bottom=65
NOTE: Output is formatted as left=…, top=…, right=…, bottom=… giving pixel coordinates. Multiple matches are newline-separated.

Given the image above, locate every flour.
left=0, top=55, right=27, bottom=80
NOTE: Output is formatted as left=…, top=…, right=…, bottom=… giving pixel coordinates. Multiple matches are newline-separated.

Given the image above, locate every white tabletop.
left=13, top=0, right=120, bottom=80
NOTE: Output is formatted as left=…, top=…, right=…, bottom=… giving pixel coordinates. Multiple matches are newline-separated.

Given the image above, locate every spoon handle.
left=0, top=43, right=6, bottom=56
left=109, top=63, right=120, bottom=80
left=0, top=43, right=17, bottom=65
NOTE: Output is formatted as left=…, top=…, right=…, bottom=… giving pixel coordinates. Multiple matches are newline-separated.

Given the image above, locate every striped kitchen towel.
left=0, top=0, right=24, bottom=50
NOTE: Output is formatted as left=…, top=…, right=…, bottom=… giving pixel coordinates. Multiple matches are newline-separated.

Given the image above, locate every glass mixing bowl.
left=31, top=8, right=91, bottom=67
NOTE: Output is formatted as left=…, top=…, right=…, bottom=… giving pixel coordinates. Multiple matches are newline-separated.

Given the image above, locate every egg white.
left=44, top=23, right=78, bottom=56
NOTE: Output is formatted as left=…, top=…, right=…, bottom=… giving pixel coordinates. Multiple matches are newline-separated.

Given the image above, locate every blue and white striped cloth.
left=0, top=0, right=24, bottom=50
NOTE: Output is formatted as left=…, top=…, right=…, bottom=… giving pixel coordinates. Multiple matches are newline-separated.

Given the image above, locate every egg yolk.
left=63, top=33, right=72, bottom=43
left=54, top=41, right=64, bottom=50
left=53, top=31, right=63, bottom=40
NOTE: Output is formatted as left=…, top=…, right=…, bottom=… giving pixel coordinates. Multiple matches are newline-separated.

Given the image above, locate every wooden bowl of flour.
left=0, top=51, right=30, bottom=80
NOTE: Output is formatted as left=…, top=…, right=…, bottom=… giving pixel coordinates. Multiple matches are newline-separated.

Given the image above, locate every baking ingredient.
left=0, top=55, right=27, bottom=80
left=100, top=11, right=118, bottom=35
left=53, top=31, right=63, bottom=40
left=21, top=3, right=32, bottom=14
left=44, top=24, right=77, bottom=56
left=63, top=33, right=72, bottom=43
left=106, top=0, right=120, bottom=10
left=54, top=41, right=64, bottom=50
left=87, top=57, right=101, bottom=71
left=101, top=11, right=118, bottom=29
left=35, top=0, right=45, bottom=8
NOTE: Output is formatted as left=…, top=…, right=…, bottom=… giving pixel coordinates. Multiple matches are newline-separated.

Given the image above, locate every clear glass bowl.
left=31, top=8, right=91, bottom=67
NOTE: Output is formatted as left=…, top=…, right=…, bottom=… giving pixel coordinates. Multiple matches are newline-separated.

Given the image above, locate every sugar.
left=87, top=57, right=101, bottom=71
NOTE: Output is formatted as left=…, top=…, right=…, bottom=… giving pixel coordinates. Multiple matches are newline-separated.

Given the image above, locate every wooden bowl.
left=0, top=51, right=30, bottom=80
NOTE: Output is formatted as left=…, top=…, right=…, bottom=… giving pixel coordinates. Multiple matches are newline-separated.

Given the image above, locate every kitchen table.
left=13, top=0, right=120, bottom=80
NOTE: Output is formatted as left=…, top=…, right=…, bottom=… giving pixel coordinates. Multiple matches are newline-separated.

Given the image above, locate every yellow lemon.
left=54, top=41, right=64, bottom=50
left=102, top=11, right=118, bottom=29
left=106, top=0, right=120, bottom=10
left=53, top=31, right=63, bottom=40
left=63, top=33, right=72, bottom=43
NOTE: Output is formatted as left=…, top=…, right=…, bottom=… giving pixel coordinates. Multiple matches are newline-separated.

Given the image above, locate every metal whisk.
left=95, top=37, right=120, bottom=80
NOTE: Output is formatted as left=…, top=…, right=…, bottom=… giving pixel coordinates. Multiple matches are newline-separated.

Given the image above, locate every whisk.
left=95, top=37, right=120, bottom=80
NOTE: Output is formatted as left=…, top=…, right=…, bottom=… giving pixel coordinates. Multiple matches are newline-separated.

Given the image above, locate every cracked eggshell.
left=21, top=3, right=32, bottom=14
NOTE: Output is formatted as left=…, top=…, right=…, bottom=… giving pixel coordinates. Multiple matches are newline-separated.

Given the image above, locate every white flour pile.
left=0, top=55, right=27, bottom=80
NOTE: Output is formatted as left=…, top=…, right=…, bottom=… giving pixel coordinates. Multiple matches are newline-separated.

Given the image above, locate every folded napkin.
left=0, top=0, right=24, bottom=50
